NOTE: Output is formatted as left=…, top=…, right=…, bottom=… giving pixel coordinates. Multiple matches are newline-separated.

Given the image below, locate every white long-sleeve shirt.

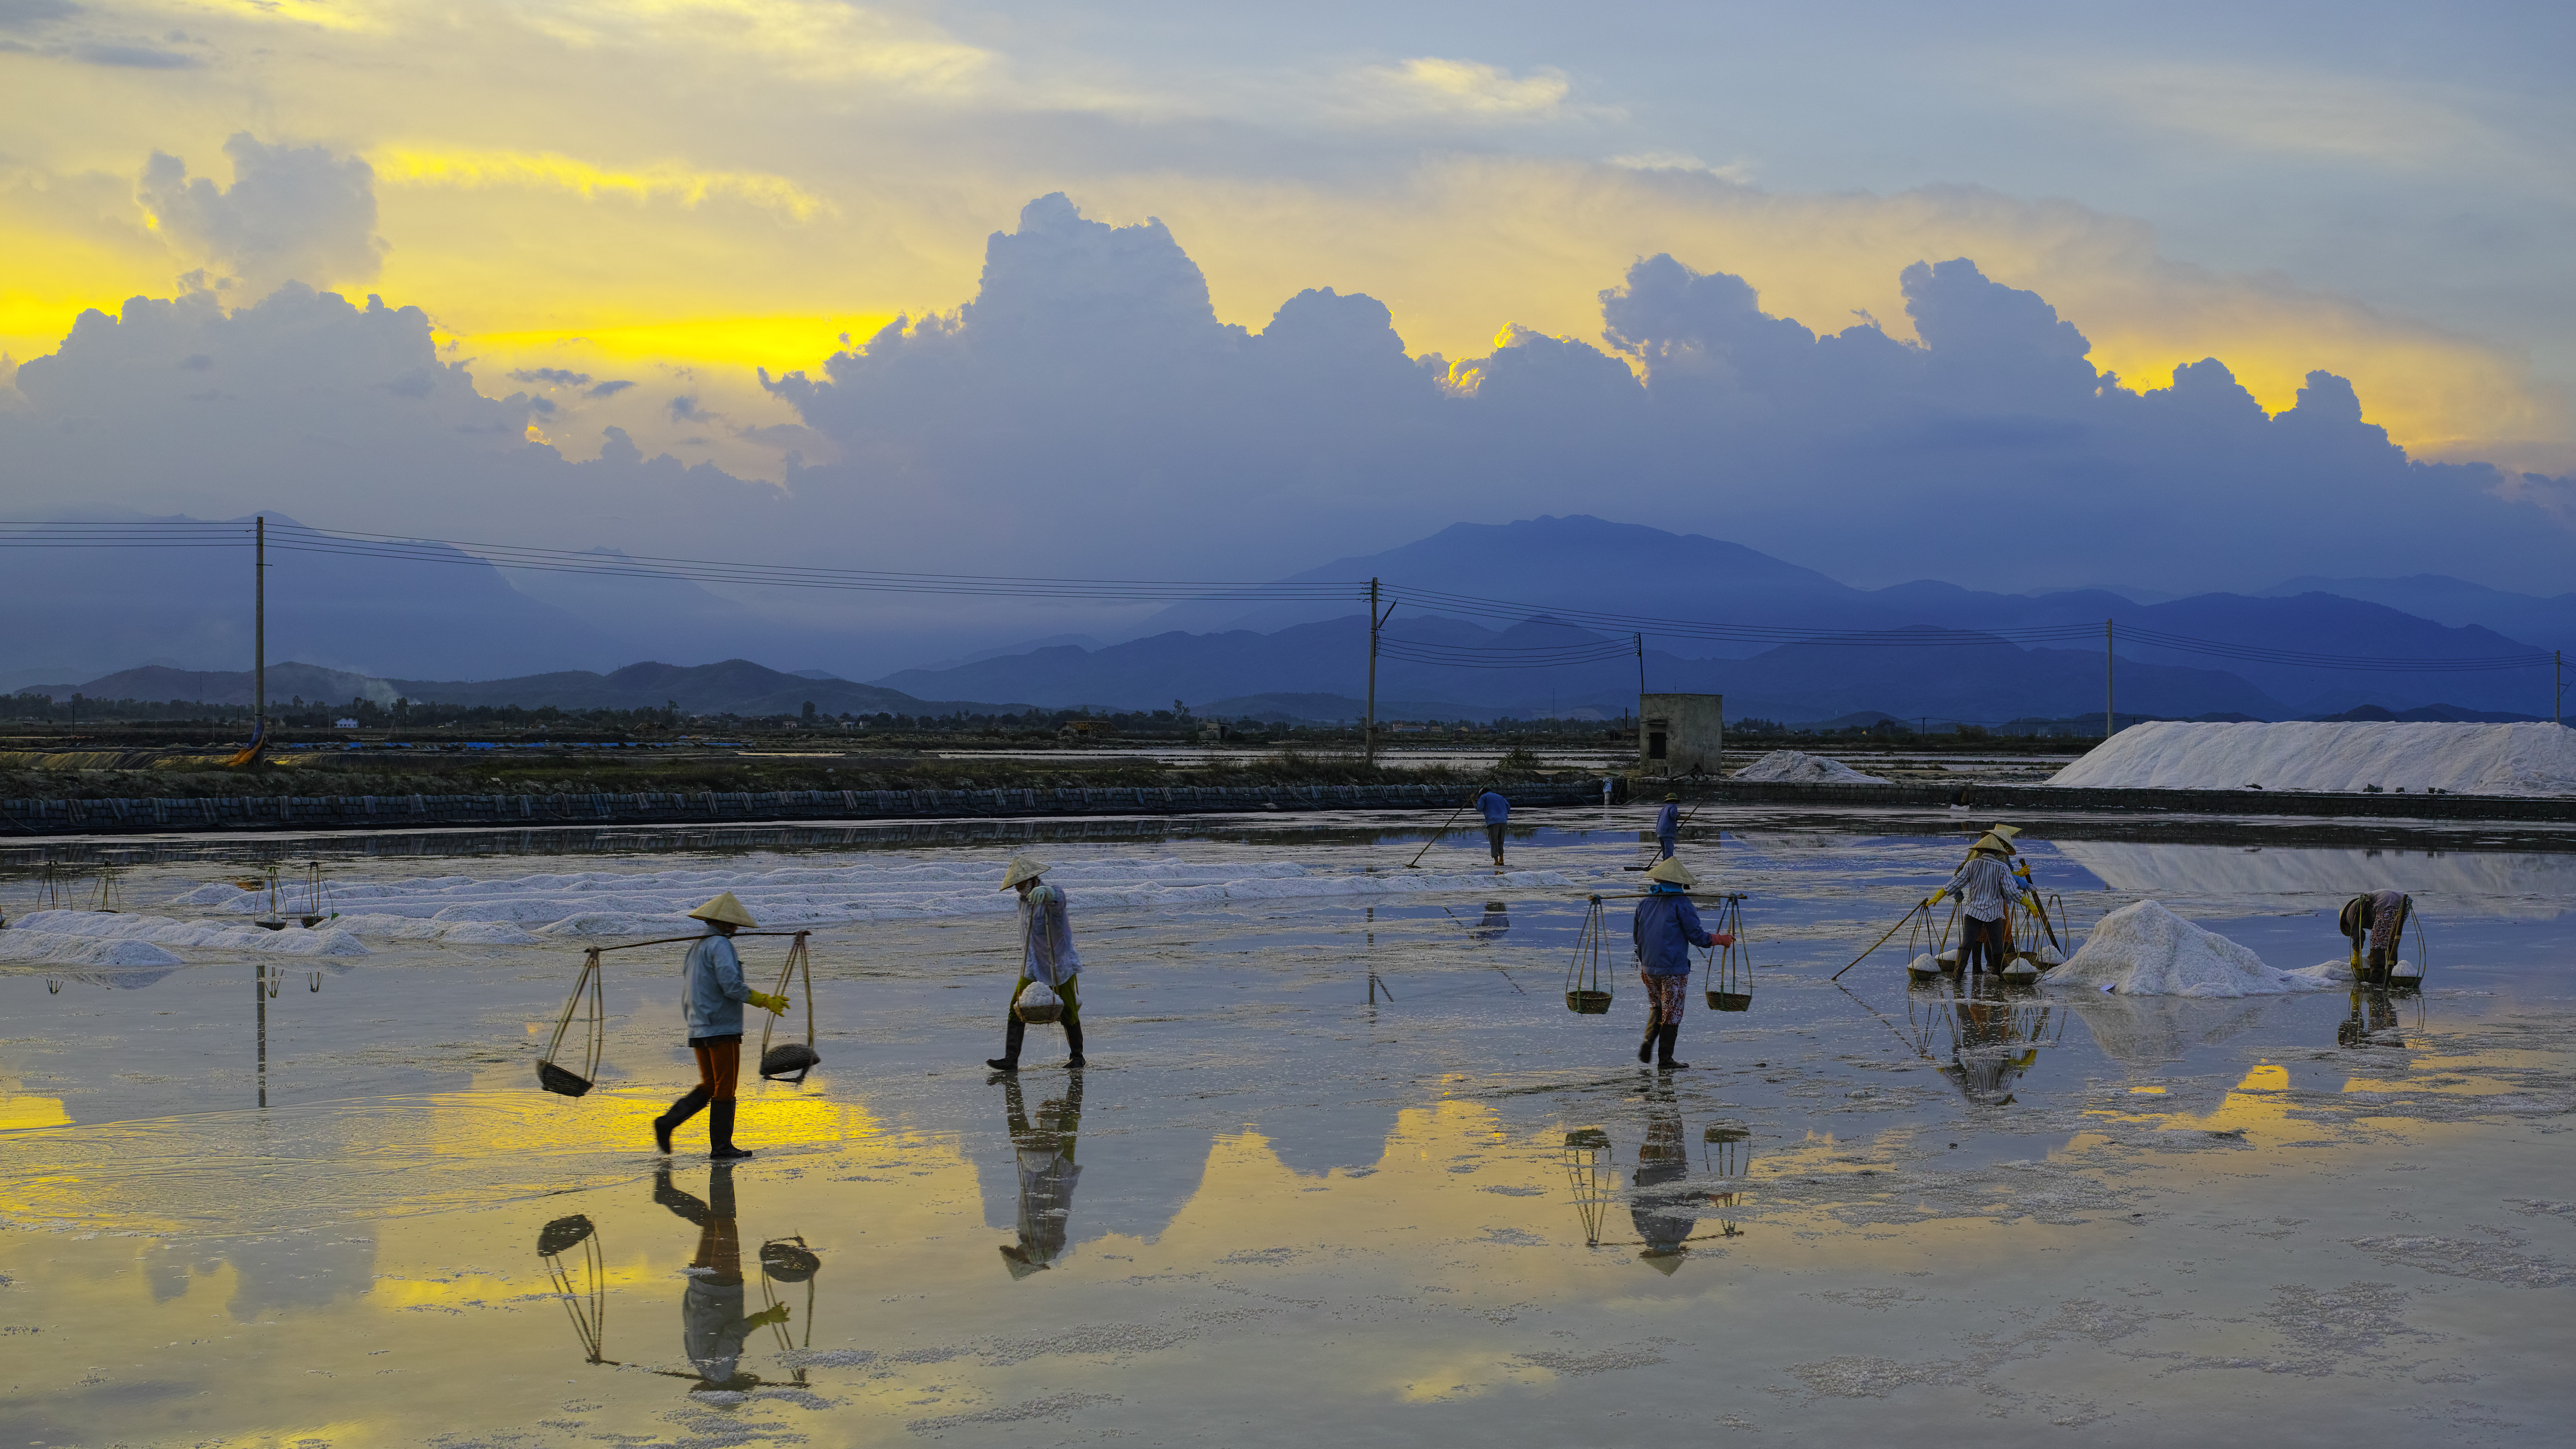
left=1943, top=856, right=2030, bottom=922
left=1018, top=882, right=1081, bottom=987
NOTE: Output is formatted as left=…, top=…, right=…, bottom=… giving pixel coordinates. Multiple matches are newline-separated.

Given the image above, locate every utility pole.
left=2104, top=617, right=2114, bottom=741
left=1364, top=578, right=1394, bottom=766
left=255, top=515, right=266, bottom=737
left=2557, top=649, right=2564, bottom=726
left=1635, top=633, right=1644, bottom=697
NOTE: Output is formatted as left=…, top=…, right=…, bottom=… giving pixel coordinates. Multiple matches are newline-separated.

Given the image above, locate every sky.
left=1, top=0, right=2570, bottom=645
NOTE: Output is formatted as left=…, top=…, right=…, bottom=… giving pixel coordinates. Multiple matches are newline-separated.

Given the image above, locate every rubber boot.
left=988, top=1016, right=1026, bottom=1073
left=708, top=1099, right=754, bottom=1160
left=653, top=1085, right=711, bottom=1154
left=1638, top=1020, right=1658, bottom=1064
left=653, top=1167, right=710, bottom=1226
left=2365, top=947, right=2389, bottom=986
left=1063, top=1017, right=1087, bottom=1069
left=1656, top=1025, right=1689, bottom=1070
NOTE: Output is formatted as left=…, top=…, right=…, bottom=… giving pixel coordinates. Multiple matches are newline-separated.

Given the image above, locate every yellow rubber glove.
left=749, top=1302, right=791, bottom=1327
left=747, top=990, right=790, bottom=1015
left=1920, top=895, right=1940, bottom=911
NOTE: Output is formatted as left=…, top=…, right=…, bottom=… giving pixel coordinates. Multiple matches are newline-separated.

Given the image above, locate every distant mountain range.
left=5, top=513, right=2566, bottom=724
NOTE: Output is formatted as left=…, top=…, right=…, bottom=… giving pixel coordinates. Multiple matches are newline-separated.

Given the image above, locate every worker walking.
left=1632, top=858, right=1734, bottom=1069
left=1926, top=833, right=2036, bottom=976
left=1475, top=787, right=1511, bottom=871
left=1655, top=793, right=1682, bottom=859
left=655, top=892, right=789, bottom=1160
left=988, top=855, right=1085, bottom=1072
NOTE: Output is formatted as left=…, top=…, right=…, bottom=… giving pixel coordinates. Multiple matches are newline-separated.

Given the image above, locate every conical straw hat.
left=1001, top=855, right=1051, bottom=890
left=1643, top=857, right=1697, bottom=887
left=688, top=891, right=757, bottom=927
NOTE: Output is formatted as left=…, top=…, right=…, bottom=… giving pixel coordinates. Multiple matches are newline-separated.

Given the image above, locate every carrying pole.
left=1832, top=903, right=1923, bottom=982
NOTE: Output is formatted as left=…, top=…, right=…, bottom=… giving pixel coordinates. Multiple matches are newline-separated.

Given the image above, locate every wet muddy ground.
left=3, top=805, right=2571, bottom=1446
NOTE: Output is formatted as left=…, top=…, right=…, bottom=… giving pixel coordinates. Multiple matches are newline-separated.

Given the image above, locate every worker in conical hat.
left=655, top=892, right=789, bottom=1159
left=1655, top=793, right=1682, bottom=860
left=989, top=856, right=1085, bottom=1072
left=1925, top=834, right=2038, bottom=977
left=1631, top=857, right=1735, bottom=1070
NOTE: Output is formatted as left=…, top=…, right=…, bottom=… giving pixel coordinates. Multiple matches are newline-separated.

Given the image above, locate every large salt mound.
left=15, top=910, right=370, bottom=957
left=2049, top=720, right=2576, bottom=796
left=0, top=931, right=184, bottom=967
left=2046, top=900, right=2336, bottom=998
left=1733, top=750, right=1890, bottom=784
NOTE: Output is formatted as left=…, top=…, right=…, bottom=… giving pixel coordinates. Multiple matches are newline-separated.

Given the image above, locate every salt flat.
left=2, top=806, right=2571, bottom=1447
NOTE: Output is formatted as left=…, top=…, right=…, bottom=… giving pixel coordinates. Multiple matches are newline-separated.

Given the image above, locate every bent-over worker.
left=1925, top=833, right=2036, bottom=976
left=988, top=855, right=1085, bottom=1072
left=1655, top=793, right=1682, bottom=859
left=1474, top=787, right=1511, bottom=870
left=654, top=892, right=790, bottom=1160
left=1632, top=858, right=1735, bottom=1070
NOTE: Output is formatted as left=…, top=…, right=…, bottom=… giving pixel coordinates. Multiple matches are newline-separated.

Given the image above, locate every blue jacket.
left=1632, top=886, right=1714, bottom=976
left=1655, top=803, right=1680, bottom=839
left=1475, top=790, right=1509, bottom=825
left=683, top=926, right=750, bottom=1037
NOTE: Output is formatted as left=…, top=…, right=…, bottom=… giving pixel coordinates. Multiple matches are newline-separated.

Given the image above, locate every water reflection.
left=538, top=1213, right=606, bottom=1364
left=2337, top=987, right=2414, bottom=1050
left=1561, top=1090, right=1749, bottom=1270
left=654, top=1164, right=790, bottom=1388
left=1911, top=977, right=2060, bottom=1107
left=1000, top=1072, right=1083, bottom=1278
left=1630, top=1085, right=1698, bottom=1274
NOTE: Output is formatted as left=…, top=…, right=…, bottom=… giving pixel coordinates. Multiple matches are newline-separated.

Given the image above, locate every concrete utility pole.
left=255, top=516, right=266, bottom=733
left=1364, top=578, right=1394, bottom=766
left=2557, top=649, right=2564, bottom=725
left=2104, top=617, right=2115, bottom=740
left=1635, top=634, right=1644, bottom=696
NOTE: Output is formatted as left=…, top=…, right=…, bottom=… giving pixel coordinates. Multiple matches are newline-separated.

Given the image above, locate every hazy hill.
left=24, top=659, right=1022, bottom=719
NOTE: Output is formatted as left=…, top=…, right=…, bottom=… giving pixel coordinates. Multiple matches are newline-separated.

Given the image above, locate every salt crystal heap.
left=1732, top=750, right=1889, bottom=784
left=2046, top=900, right=2339, bottom=998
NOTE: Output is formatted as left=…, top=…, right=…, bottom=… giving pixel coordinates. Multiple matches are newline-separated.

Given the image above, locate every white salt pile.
left=2049, top=721, right=2576, bottom=796
left=0, top=930, right=184, bottom=967
left=2045, top=900, right=2338, bottom=998
left=15, top=910, right=369, bottom=957
left=167, top=856, right=1575, bottom=940
left=1732, top=750, right=1890, bottom=784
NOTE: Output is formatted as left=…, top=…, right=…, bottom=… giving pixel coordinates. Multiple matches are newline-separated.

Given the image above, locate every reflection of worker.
left=1472, top=900, right=1511, bottom=942
left=1942, top=985, right=2038, bottom=1105
left=1473, top=788, right=1511, bottom=870
left=989, top=856, right=1084, bottom=1072
left=1631, top=1083, right=1734, bottom=1274
left=1655, top=793, right=1681, bottom=859
left=2338, top=987, right=2400, bottom=1048
left=999, top=1072, right=1083, bottom=1277
left=1632, top=858, right=1733, bottom=1070
left=655, top=1163, right=787, bottom=1389
left=656, top=892, right=789, bottom=1160
left=1926, top=833, right=2036, bottom=976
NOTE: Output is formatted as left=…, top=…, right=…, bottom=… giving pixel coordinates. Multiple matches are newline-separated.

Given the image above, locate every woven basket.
left=760, top=1240, right=823, bottom=1282
left=537, top=1214, right=596, bottom=1257
left=760, top=1042, right=822, bottom=1080
left=1708, top=989, right=1752, bottom=1013
left=1015, top=982, right=1065, bottom=1024
left=1565, top=988, right=1613, bottom=1015
left=535, top=1060, right=594, bottom=1097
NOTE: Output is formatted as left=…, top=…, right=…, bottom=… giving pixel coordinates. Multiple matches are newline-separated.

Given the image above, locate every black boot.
left=653, top=1167, right=710, bottom=1225
left=987, top=1016, right=1026, bottom=1073
left=1656, top=1025, right=1689, bottom=1070
left=653, top=1085, right=711, bottom=1154
left=1637, top=1021, right=1658, bottom=1064
left=1063, top=1017, right=1087, bottom=1069
left=708, top=1099, right=754, bottom=1160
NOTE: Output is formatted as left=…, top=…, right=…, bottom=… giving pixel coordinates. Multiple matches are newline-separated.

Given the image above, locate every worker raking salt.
left=1655, top=793, right=1682, bottom=860
left=1474, top=786, right=1511, bottom=871
left=1632, top=858, right=1734, bottom=1070
left=988, top=855, right=1085, bottom=1072
left=1925, top=833, right=2038, bottom=976
left=653, top=892, right=790, bottom=1160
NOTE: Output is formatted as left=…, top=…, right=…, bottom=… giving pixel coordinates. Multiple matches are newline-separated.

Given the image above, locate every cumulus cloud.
left=137, top=135, right=386, bottom=297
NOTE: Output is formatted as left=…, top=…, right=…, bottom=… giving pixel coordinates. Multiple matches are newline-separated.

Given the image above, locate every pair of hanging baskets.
left=535, top=931, right=823, bottom=1096
left=1561, top=892, right=1757, bottom=1015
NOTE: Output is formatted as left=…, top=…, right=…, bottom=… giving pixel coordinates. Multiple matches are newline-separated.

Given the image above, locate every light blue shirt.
left=1019, top=882, right=1081, bottom=988
left=683, top=926, right=749, bottom=1037
left=1656, top=803, right=1680, bottom=839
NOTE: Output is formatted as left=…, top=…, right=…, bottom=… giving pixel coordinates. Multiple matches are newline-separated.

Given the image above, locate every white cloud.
left=1608, top=152, right=1754, bottom=182
left=1351, top=57, right=1581, bottom=121
left=370, top=147, right=830, bottom=221
left=2069, top=62, right=2500, bottom=169
left=136, top=134, right=387, bottom=296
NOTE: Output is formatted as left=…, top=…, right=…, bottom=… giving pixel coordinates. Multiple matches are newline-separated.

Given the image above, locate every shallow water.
left=4, top=807, right=2572, bottom=1446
